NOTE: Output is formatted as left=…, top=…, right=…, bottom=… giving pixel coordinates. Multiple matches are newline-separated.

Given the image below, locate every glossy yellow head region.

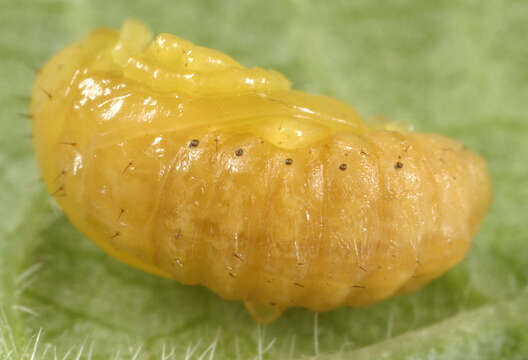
left=107, top=19, right=365, bottom=149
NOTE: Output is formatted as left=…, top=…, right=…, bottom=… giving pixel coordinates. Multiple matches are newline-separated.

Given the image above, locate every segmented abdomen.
left=41, top=117, right=489, bottom=312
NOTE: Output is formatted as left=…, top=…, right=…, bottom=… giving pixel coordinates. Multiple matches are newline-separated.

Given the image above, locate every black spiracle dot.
left=189, top=139, right=200, bottom=148
left=339, top=163, right=348, bottom=171
left=394, top=161, right=404, bottom=169
left=235, top=148, right=244, bottom=156
left=285, top=158, right=293, bottom=165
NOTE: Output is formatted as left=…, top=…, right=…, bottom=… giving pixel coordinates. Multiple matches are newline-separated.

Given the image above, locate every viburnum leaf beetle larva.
left=30, top=19, right=492, bottom=323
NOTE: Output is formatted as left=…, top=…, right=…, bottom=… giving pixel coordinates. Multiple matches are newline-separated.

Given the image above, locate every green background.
left=1, top=0, right=527, bottom=359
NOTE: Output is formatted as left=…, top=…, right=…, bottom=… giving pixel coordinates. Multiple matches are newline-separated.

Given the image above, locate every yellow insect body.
left=31, top=20, right=491, bottom=323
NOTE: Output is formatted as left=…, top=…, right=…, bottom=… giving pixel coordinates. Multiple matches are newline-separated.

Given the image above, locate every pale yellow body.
left=31, top=20, right=491, bottom=322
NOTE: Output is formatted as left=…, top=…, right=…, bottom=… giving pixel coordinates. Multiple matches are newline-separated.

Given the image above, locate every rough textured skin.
left=31, top=20, right=491, bottom=322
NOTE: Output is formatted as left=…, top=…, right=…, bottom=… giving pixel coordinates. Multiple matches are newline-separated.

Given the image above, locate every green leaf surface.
left=1, top=0, right=527, bottom=359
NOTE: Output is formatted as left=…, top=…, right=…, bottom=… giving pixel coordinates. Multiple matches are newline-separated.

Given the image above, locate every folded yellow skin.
left=31, top=19, right=491, bottom=323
